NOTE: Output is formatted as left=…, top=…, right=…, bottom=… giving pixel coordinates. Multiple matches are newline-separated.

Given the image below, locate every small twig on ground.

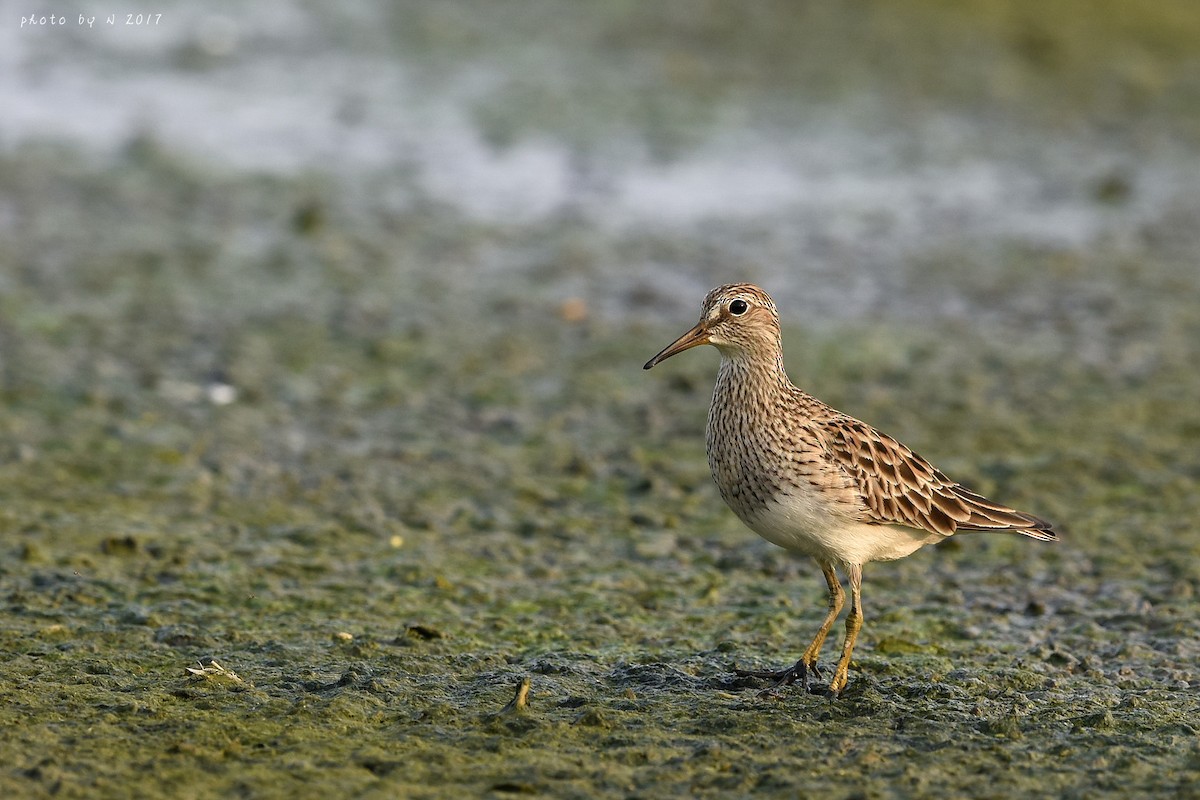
left=498, top=676, right=531, bottom=715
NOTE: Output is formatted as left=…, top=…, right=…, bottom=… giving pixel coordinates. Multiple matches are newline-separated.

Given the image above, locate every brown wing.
left=821, top=417, right=1056, bottom=541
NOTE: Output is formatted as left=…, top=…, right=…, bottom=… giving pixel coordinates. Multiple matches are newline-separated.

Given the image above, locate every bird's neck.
left=713, top=347, right=793, bottom=412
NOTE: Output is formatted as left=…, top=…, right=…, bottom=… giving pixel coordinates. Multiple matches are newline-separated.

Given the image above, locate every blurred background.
left=2, top=1, right=1199, bottom=796
left=5, top=0, right=1199, bottom=327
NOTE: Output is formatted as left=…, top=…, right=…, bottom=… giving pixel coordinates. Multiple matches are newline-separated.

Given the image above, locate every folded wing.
left=821, top=417, right=1056, bottom=541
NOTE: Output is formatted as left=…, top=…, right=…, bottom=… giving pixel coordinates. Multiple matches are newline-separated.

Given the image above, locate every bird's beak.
left=643, top=322, right=710, bottom=370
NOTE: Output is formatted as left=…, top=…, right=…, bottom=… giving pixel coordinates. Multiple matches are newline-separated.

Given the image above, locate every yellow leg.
left=801, top=561, right=844, bottom=671
left=735, top=560, right=844, bottom=692
left=828, top=563, right=863, bottom=696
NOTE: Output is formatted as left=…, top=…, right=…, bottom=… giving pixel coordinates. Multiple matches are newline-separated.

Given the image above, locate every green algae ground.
left=4, top=1, right=1200, bottom=796
left=1, top=143, right=1198, bottom=799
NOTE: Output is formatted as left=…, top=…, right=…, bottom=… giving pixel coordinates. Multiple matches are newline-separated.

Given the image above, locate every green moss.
left=3, top=5, right=1200, bottom=792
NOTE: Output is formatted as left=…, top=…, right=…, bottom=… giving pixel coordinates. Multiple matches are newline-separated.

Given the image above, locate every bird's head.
left=643, top=283, right=781, bottom=370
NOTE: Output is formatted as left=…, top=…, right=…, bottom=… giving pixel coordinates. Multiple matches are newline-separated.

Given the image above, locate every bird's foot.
left=734, top=659, right=822, bottom=696
left=812, top=684, right=841, bottom=700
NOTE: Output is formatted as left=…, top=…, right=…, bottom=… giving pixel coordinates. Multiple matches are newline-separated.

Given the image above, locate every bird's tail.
left=951, top=485, right=1058, bottom=541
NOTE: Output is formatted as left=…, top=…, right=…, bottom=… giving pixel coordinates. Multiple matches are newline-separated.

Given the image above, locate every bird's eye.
left=729, top=299, right=749, bottom=315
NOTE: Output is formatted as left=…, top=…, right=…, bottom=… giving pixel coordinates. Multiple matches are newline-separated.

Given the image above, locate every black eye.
left=729, top=299, right=749, bottom=315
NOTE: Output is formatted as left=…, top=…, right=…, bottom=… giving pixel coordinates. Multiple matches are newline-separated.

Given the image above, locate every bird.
left=643, top=283, right=1056, bottom=696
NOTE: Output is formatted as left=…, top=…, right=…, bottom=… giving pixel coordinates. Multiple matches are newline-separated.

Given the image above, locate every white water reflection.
left=2, top=1, right=1197, bottom=322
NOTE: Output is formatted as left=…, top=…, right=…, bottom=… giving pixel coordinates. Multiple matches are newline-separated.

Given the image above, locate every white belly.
left=740, top=490, right=945, bottom=566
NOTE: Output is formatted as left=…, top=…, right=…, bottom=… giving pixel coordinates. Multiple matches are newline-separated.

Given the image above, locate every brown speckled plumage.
left=645, top=283, right=1056, bottom=696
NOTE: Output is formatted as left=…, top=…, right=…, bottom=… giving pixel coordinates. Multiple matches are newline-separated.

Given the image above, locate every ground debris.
left=185, top=658, right=244, bottom=685
left=405, top=624, right=446, bottom=641
left=496, top=676, right=531, bottom=715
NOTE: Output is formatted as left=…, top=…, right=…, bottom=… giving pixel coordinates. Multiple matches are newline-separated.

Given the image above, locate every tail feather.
left=951, top=485, right=1058, bottom=540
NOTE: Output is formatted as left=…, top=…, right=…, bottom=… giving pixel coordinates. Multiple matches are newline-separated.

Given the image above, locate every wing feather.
left=821, top=416, right=1056, bottom=541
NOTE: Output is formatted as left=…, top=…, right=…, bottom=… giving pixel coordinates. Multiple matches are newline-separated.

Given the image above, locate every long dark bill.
left=643, top=323, right=709, bottom=370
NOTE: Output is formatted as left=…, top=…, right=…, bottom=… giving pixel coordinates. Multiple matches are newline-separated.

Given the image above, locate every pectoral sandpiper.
left=644, top=283, right=1056, bottom=696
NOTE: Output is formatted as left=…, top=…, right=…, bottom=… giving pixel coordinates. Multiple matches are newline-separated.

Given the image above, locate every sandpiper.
left=644, top=283, right=1056, bottom=696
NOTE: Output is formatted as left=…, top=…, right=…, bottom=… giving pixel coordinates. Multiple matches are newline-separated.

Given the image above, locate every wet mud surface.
left=2, top=2, right=1200, bottom=797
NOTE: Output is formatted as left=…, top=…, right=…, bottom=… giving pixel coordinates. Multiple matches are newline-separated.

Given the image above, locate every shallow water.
left=1, top=2, right=1199, bottom=798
